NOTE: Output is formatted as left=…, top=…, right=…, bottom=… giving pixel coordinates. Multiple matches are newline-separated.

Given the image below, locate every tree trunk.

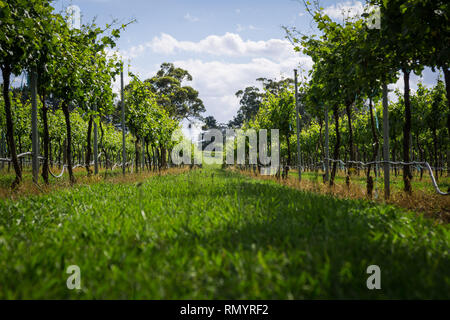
left=285, top=134, right=291, bottom=179
left=286, top=134, right=291, bottom=166
left=345, top=100, right=355, bottom=170
left=135, top=137, right=139, bottom=173
left=152, top=146, right=157, bottom=171
left=62, top=102, right=75, bottom=184
left=1, top=66, right=22, bottom=187
left=18, top=135, right=22, bottom=171
left=103, top=149, right=109, bottom=178
left=156, top=146, right=161, bottom=171
left=416, top=134, right=424, bottom=180
left=49, top=138, right=53, bottom=167
left=40, top=92, right=49, bottom=184
left=330, top=104, right=340, bottom=186
left=319, top=118, right=324, bottom=157
left=99, top=121, right=105, bottom=169
left=442, top=66, right=450, bottom=139
left=58, top=140, right=62, bottom=169
left=163, top=146, right=167, bottom=168
left=85, top=116, right=93, bottom=175
left=367, top=98, right=379, bottom=197
left=402, top=68, right=412, bottom=193
left=432, top=128, right=439, bottom=181
left=146, top=141, right=151, bottom=171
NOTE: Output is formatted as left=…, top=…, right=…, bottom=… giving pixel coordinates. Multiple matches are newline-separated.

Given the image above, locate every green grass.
left=0, top=168, right=449, bottom=299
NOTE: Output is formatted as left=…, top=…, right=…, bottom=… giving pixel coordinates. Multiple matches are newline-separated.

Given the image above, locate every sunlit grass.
left=0, top=166, right=188, bottom=199
left=0, top=167, right=448, bottom=299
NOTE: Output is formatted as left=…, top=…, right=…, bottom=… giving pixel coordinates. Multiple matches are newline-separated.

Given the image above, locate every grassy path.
left=0, top=168, right=448, bottom=299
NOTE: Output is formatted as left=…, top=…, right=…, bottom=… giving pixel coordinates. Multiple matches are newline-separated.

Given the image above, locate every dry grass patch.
left=0, top=166, right=190, bottom=201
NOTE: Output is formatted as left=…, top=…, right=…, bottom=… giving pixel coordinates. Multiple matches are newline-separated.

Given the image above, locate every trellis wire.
left=271, top=158, right=448, bottom=196
left=48, top=161, right=134, bottom=178
left=3, top=152, right=448, bottom=195
left=0, top=151, right=134, bottom=178
left=0, top=152, right=46, bottom=163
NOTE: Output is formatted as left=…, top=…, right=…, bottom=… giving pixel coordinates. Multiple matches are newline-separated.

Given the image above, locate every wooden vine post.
left=294, top=69, right=302, bottom=182
left=142, top=138, right=145, bottom=171
left=121, top=69, right=126, bottom=175
left=382, top=83, right=390, bottom=199
left=324, top=103, right=329, bottom=182
left=30, top=69, right=39, bottom=183
left=94, top=105, right=99, bottom=174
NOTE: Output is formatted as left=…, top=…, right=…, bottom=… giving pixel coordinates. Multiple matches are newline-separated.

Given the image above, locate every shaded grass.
left=0, top=168, right=448, bottom=299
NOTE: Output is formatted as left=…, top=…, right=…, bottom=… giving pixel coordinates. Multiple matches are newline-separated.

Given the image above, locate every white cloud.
left=173, top=56, right=312, bottom=122
left=119, top=33, right=312, bottom=123
left=184, top=13, right=199, bottom=22
left=235, top=9, right=241, bottom=14
left=323, top=1, right=365, bottom=20
left=125, top=32, right=297, bottom=62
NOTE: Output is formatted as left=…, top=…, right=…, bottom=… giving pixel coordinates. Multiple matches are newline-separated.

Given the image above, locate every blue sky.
left=55, top=0, right=313, bottom=43
left=51, top=0, right=440, bottom=124
left=52, top=0, right=316, bottom=123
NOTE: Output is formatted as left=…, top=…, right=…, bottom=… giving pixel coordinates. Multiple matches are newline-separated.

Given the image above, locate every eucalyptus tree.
left=202, top=116, right=219, bottom=130
left=147, top=63, right=205, bottom=121
left=145, top=63, right=204, bottom=166
left=229, top=86, right=262, bottom=128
